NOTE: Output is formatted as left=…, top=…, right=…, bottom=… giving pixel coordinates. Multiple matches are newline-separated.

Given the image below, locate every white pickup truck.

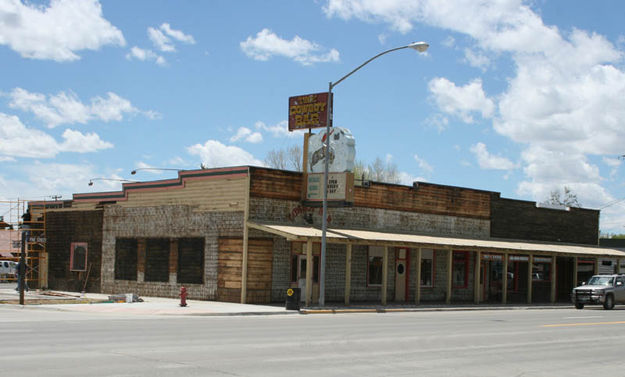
left=571, top=274, right=625, bottom=310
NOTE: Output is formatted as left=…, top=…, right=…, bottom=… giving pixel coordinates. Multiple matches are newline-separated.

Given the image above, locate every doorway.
left=395, top=248, right=409, bottom=302
left=481, top=254, right=503, bottom=302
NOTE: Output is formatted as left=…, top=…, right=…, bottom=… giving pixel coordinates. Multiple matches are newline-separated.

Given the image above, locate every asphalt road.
left=2, top=306, right=625, bottom=377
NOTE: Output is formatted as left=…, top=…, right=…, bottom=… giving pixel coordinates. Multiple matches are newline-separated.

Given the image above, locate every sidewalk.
left=0, top=284, right=574, bottom=316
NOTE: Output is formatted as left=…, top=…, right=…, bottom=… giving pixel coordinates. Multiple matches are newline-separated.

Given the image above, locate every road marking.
left=563, top=316, right=603, bottom=319
left=543, top=321, right=625, bottom=328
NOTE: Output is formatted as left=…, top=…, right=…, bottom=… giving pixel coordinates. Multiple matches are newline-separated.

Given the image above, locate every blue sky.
left=1, top=0, right=624, bottom=234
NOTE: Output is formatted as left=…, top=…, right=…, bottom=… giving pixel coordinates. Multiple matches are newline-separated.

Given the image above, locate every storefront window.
left=453, top=251, right=469, bottom=288
left=368, top=246, right=384, bottom=286
left=421, top=249, right=434, bottom=287
left=290, top=242, right=320, bottom=283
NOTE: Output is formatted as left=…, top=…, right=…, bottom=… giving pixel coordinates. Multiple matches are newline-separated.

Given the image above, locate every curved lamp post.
left=130, top=168, right=182, bottom=175
left=88, top=178, right=137, bottom=186
left=319, top=41, right=429, bottom=306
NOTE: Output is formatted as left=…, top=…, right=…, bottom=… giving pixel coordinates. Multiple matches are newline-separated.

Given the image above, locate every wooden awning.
left=247, top=222, right=625, bottom=258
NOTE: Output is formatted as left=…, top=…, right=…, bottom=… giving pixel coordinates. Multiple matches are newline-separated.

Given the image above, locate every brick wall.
left=101, top=205, right=243, bottom=300
left=46, top=210, right=103, bottom=292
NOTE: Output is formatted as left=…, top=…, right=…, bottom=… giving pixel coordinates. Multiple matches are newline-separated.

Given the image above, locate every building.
left=39, top=166, right=625, bottom=306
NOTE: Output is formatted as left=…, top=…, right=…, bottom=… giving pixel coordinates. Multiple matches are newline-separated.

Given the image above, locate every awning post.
left=474, top=250, right=481, bottom=304
left=345, top=244, right=352, bottom=305
left=446, top=249, right=453, bottom=305
left=382, top=246, right=389, bottom=305
left=415, top=248, right=422, bottom=305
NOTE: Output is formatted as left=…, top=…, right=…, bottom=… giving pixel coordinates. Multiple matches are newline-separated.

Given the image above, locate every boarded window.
left=145, top=238, right=169, bottom=282
left=177, top=238, right=204, bottom=284
left=115, top=238, right=137, bottom=281
left=70, top=242, right=88, bottom=271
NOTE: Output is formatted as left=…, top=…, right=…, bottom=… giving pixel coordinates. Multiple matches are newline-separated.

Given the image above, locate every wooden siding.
left=217, top=238, right=273, bottom=304
left=250, top=167, right=491, bottom=219
left=115, top=178, right=247, bottom=211
left=250, top=168, right=302, bottom=201
left=354, top=183, right=491, bottom=219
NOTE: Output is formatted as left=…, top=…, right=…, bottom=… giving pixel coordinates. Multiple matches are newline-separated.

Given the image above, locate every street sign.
left=288, top=92, right=332, bottom=131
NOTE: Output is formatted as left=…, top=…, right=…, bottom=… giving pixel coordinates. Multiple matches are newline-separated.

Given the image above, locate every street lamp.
left=130, top=168, right=182, bottom=175
left=319, top=41, right=429, bottom=307
left=88, top=178, right=137, bottom=186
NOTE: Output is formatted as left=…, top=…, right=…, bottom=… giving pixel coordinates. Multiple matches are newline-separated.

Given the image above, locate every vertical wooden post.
left=382, top=246, right=389, bottom=305
left=527, top=254, right=533, bottom=304
left=446, top=249, right=453, bottom=305
left=474, top=250, right=481, bottom=304
left=306, top=239, right=313, bottom=307
left=415, top=248, right=422, bottom=305
left=616, top=258, right=621, bottom=274
left=572, top=256, right=578, bottom=287
left=594, top=258, right=599, bottom=275
left=550, top=256, right=557, bottom=303
left=344, top=243, right=352, bottom=305
left=502, top=253, right=508, bottom=305
left=240, top=169, right=251, bottom=304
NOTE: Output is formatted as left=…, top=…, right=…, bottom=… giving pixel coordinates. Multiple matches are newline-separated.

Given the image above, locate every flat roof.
left=248, top=222, right=625, bottom=258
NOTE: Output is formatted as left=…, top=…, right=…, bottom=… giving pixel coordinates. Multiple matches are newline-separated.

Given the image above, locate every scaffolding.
left=0, top=200, right=47, bottom=288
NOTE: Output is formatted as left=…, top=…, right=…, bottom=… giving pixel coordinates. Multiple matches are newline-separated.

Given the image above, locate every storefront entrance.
left=481, top=254, right=503, bottom=302
left=395, top=248, right=409, bottom=302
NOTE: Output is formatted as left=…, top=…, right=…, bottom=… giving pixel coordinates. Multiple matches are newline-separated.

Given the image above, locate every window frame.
left=69, top=242, right=88, bottom=272
left=452, top=250, right=469, bottom=289
left=420, top=249, right=435, bottom=288
left=367, top=246, right=384, bottom=287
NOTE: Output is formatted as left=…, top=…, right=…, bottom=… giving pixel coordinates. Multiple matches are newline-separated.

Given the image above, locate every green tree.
left=543, top=186, right=581, bottom=208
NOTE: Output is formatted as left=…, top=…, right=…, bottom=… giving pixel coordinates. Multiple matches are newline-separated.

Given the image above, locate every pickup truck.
left=571, top=274, right=625, bottom=310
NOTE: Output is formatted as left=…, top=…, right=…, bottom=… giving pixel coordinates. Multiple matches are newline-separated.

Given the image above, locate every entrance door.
left=395, top=248, right=408, bottom=302
left=482, top=257, right=503, bottom=302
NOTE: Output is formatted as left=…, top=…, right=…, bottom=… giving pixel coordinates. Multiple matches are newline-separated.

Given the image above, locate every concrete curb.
left=299, top=305, right=573, bottom=314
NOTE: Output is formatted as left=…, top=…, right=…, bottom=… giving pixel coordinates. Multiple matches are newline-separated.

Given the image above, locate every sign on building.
left=288, top=92, right=332, bottom=131
left=305, top=172, right=354, bottom=204
left=307, top=127, right=355, bottom=173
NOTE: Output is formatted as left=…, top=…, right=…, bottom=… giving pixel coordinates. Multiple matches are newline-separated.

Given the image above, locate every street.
left=2, top=307, right=625, bottom=376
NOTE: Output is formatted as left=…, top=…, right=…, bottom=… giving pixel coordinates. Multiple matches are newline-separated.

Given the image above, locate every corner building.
left=39, top=166, right=625, bottom=306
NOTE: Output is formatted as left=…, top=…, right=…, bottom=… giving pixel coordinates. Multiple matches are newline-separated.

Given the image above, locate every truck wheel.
left=575, top=302, right=584, bottom=309
left=603, top=294, right=614, bottom=310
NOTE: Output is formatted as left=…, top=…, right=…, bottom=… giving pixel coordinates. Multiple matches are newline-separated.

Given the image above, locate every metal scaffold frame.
left=0, top=200, right=48, bottom=288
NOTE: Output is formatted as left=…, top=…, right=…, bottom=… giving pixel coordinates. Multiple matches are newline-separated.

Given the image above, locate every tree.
left=542, top=186, right=581, bottom=208
left=354, top=157, right=401, bottom=184
left=264, top=145, right=302, bottom=172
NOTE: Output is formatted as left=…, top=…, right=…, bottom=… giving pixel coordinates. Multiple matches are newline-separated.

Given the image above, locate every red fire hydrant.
left=179, top=286, right=188, bottom=307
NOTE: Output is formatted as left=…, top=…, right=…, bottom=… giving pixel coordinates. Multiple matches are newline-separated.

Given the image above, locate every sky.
left=1, top=0, right=624, bottom=234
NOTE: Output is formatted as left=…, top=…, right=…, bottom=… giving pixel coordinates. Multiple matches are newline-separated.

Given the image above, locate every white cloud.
left=160, top=23, right=195, bottom=44
left=398, top=171, right=428, bottom=186
left=428, top=78, right=495, bottom=123
left=187, top=140, right=264, bottom=168
left=323, top=1, right=625, bottom=220
left=126, top=46, right=166, bottom=66
left=470, top=142, right=517, bottom=170
left=59, top=129, right=113, bottom=152
left=148, top=23, right=195, bottom=52
left=0, top=113, right=112, bottom=159
left=8, top=88, right=157, bottom=127
left=148, top=27, right=174, bottom=52
left=413, top=154, right=433, bottom=173
left=240, top=28, right=340, bottom=65
left=255, top=120, right=305, bottom=138
left=0, top=0, right=125, bottom=61
left=442, top=36, right=455, bottom=48
left=230, top=127, right=263, bottom=143
left=0, top=113, right=59, bottom=158
left=464, top=48, right=490, bottom=70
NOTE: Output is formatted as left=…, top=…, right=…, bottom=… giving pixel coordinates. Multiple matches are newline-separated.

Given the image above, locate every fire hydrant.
left=179, top=286, right=188, bottom=307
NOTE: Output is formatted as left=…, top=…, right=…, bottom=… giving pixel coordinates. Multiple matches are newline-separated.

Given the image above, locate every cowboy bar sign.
left=288, top=92, right=332, bottom=131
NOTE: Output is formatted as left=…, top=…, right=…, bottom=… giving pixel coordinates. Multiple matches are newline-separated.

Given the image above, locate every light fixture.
left=130, top=168, right=183, bottom=175
left=88, top=178, right=137, bottom=186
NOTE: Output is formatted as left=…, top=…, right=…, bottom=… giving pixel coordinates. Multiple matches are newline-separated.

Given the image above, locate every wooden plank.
left=382, top=246, right=388, bottom=305
left=446, top=249, right=453, bottom=305
left=415, top=248, right=422, bottom=305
